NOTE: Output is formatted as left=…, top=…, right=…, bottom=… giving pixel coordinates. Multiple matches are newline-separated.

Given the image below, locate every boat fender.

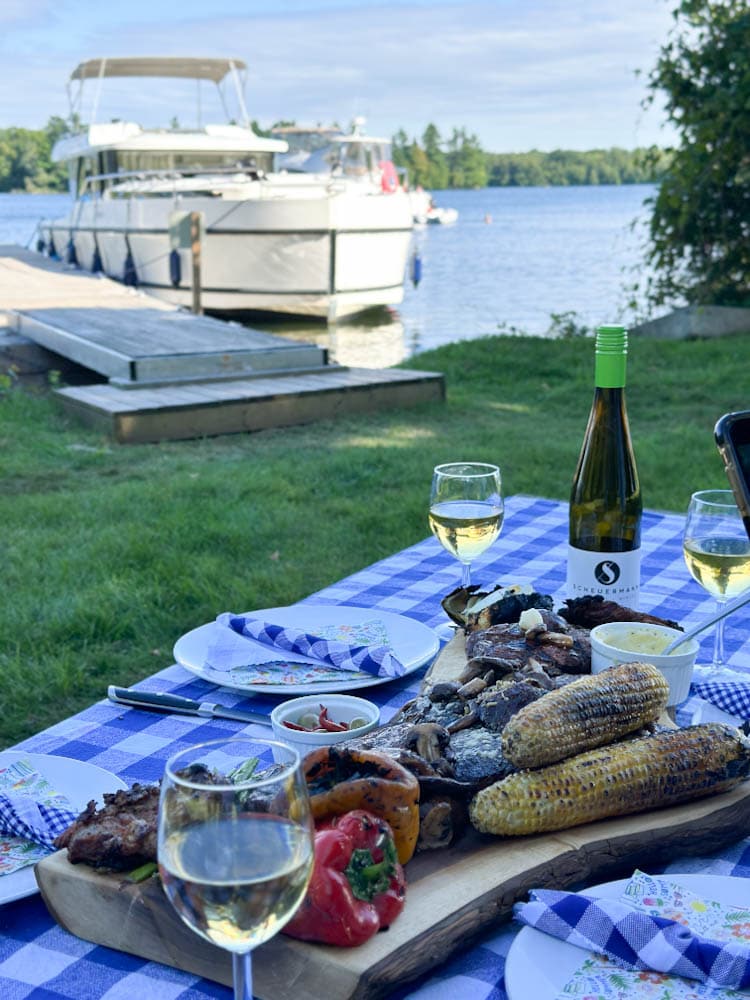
left=410, top=250, right=423, bottom=288
left=36, top=237, right=46, bottom=255
left=48, top=235, right=58, bottom=259
left=92, top=245, right=103, bottom=273
left=169, top=248, right=182, bottom=288
left=123, top=248, right=138, bottom=287
left=66, top=237, right=78, bottom=267
left=380, top=160, right=398, bottom=194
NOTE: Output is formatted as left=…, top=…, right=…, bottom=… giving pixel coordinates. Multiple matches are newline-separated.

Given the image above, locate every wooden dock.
left=0, top=246, right=444, bottom=443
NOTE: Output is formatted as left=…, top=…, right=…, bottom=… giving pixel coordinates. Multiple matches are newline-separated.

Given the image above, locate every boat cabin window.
left=115, top=150, right=274, bottom=176
left=71, top=150, right=273, bottom=195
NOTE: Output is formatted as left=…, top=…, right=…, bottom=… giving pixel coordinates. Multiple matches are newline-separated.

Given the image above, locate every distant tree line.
left=394, top=123, right=668, bottom=189
left=485, top=147, right=669, bottom=187
left=0, top=115, right=667, bottom=193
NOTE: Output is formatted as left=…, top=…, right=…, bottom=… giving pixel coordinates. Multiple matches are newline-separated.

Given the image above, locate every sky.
left=0, top=0, right=678, bottom=152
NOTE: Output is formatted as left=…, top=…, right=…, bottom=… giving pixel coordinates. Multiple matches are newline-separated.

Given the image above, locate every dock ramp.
left=0, top=247, right=444, bottom=443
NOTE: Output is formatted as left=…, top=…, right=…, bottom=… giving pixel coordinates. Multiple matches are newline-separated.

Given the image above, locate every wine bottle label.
left=566, top=546, right=641, bottom=607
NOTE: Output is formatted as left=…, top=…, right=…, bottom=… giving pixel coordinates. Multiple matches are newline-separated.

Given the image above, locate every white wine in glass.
left=682, top=489, right=750, bottom=673
left=429, top=462, right=503, bottom=588
left=158, top=738, right=314, bottom=1000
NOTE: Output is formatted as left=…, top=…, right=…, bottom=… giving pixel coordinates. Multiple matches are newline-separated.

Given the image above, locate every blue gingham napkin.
left=691, top=672, right=750, bottom=722
left=0, top=792, right=77, bottom=850
left=218, top=613, right=406, bottom=678
left=514, top=888, right=750, bottom=990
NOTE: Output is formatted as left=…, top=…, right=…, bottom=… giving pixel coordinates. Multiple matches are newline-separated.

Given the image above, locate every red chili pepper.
left=282, top=720, right=309, bottom=731
left=317, top=705, right=348, bottom=732
left=283, top=809, right=406, bottom=947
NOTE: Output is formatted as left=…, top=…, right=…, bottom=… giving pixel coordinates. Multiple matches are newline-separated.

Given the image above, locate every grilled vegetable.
left=441, top=583, right=553, bottom=628
left=283, top=810, right=406, bottom=947
left=501, top=661, right=669, bottom=769
left=302, top=747, right=420, bottom=864
left=470, top=723, right=750, bottom=836
left=559, top=595, right=681, bottom=631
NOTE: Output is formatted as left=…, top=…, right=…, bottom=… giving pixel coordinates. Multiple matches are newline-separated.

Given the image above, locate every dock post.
left=190, top=212, right=202, bottom=315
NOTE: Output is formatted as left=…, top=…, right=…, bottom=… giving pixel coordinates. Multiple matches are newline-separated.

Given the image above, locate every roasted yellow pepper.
left=302, top=747, right=420, bottom=864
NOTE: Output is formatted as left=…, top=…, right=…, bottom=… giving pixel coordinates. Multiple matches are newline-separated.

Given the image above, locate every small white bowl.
left=590, top=621, right=699, bottom=707
left=270, top=694, right=380, bottom=760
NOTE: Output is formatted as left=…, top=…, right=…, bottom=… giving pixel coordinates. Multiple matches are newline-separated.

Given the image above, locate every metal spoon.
left=662, top=588, right=750, bottom=654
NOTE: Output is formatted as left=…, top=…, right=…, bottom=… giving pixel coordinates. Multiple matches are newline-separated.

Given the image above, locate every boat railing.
left=80, top=166, right=355, bottom=198
left=85, top=165, right=266, bottom=186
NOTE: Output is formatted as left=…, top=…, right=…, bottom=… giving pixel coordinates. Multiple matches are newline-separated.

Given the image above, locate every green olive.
left=296, top=711, right=320, bottom=730
left=348, top=717, right=368, bottom=730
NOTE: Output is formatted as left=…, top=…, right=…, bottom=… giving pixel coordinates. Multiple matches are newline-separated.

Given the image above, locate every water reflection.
left=249, top=309, right=408, bottom=369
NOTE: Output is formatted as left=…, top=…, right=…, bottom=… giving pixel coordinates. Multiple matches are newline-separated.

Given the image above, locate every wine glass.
left=682, top=489, right=750, bottom=674
left=429, top=462, right=504, bottom=589
left=158, top=737, right=314, bottom=1000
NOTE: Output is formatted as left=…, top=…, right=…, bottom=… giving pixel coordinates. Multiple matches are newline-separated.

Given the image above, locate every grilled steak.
left=53, top=763, right=226, bottom=869
left=54, top=783, right=159, bottom=870
left=465, top=620, right=591, bottom=676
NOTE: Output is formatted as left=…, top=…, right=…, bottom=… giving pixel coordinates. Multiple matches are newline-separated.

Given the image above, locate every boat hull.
left=42, top=191, right=414, bottom=319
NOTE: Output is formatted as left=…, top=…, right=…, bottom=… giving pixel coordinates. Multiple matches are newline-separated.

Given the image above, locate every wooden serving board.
left=35, top=637, right=750, bottom=999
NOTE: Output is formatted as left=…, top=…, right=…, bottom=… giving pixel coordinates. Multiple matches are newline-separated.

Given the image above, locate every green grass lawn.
left=2, top=332, right=749, bottom=747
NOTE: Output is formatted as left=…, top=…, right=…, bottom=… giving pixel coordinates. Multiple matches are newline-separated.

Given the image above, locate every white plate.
left=505, top=874, right=749, bottom=999
left=173, top=604, right=440, bottom=694
left=0, top=751, right=127, bottom=905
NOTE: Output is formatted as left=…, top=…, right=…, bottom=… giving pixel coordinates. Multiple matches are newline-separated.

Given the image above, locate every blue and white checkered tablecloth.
left=3, top=495, right=750, bottom=1000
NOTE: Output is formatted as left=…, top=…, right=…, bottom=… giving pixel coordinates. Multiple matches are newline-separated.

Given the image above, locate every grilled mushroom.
left=404, top=722, right=451, bottom=761
left=404, top=723, right=455, bottom=776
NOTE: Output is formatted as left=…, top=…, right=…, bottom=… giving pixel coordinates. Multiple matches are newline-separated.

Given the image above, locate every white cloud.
left=0, top=0, right=678, bottom=151
left=0, top=0, right=52, bottom=24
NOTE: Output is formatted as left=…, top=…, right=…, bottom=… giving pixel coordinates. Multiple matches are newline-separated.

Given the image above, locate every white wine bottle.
left=566, top=325, right=642, bottom=606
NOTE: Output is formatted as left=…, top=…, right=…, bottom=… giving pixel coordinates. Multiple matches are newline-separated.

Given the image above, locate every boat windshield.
left=272, top=128, right=342, bottom=155
left=278, top=137, right=393, bottom=176
left=338, top=139, right=392, bottom=176
left=73, top=149, right=274, bottom=195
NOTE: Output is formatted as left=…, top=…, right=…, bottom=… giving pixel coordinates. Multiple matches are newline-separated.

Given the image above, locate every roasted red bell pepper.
left=283, top=809, right=406, bottom=947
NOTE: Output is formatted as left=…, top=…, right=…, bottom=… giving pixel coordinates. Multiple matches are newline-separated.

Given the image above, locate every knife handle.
left=108, top=685, right=200, bottom=713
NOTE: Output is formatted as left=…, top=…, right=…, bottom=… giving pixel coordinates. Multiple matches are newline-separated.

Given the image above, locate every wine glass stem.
left=233, top=951, right=253, bottom=1000
left=712, top=600, right=726, bottom=669
left=461, top=562, right=471, bottom=588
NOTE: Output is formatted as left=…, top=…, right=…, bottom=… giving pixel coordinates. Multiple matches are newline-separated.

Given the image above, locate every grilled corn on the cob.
left=501, top=661, right=669, bottom=769
left=470, top=723, right=750, bottom=836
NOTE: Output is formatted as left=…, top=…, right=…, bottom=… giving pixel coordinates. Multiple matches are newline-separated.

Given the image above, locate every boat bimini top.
left=69, top=57, right=247, bottom=82
left=67, top=56, right=252, bottom=128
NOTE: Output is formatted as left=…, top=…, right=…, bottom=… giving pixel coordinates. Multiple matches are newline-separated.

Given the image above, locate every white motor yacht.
left=40, top=57, right=414, bottom=320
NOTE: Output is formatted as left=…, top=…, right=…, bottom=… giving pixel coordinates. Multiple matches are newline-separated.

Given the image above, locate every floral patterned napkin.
left=553, top=871, right=750, bottom=999
left=0, top=758, right=76, bottom=876
left=204, top=617, right=395, bottom=685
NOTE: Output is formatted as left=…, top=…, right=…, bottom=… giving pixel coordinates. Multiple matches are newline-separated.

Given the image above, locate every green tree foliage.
left=446, top=128, right=488, bottom=188
left=421, top=124, right=449, bottom=188
left=407, top=139, right=431, bottom=187
left=0, top=117, right=68, bottom=192
left=393, top=123, right=487, bottom=188
left=485, top=148, right=664, bottom=186
left=643, top=0, right=750, bottom=307
left=394, top=125, right=664, bottom=189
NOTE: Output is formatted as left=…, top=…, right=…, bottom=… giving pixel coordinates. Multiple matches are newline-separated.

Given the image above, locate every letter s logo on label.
left=595, top=560, right=620, bottom=585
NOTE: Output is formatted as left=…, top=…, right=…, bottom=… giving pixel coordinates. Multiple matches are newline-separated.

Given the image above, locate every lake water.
left=0, top=185, right=655, bottom=367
